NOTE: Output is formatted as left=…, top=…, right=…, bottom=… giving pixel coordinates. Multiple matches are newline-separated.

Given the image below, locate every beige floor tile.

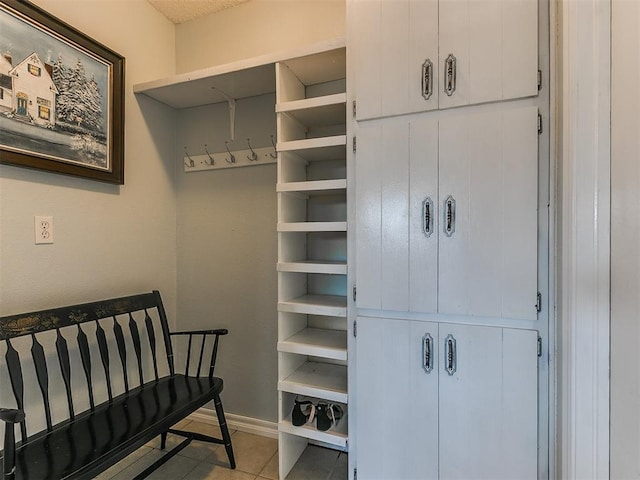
left=258, top=451, right=279, bottom=480
left=108, top=450, right=165, bottom=480
left=205, top=431, right=277, bottom=475
left=146, top=454, right=200, bottom=480
left=328, top=452, right=348, bottom=480
left=285, top=446, right=340, bottom=480
left=182, top=462, right=256, bottom=480
left=147, top=432, right=221, bottom=462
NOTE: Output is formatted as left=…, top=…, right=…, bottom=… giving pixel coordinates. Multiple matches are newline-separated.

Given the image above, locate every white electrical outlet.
left=34, top=216, right=54, bottom=244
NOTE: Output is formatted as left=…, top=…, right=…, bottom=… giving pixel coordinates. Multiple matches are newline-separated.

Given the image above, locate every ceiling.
left=147, top=0, right=250, bottom=24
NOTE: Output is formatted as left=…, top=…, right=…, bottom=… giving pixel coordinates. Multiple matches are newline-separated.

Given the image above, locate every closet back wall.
left=174, top=0, right=346, bottom=423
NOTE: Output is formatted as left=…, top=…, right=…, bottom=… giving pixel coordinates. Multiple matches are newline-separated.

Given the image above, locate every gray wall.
left=611, top=0, right=640, bottom=477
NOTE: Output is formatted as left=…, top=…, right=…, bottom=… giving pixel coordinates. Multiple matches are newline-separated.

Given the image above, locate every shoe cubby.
left=276, top=46, right=348, bottom=479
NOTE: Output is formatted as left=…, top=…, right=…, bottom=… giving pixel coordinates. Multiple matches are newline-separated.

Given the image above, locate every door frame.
left=556, top=0, right=611, bottom=478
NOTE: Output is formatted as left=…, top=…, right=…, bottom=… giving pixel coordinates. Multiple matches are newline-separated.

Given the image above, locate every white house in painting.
left=7, top=52, right=58, bottom=127
left=0, top=54, right=13, bottom=112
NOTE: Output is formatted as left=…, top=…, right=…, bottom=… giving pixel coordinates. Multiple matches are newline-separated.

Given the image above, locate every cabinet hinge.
left=536, top=291, right=542, bottom=313
left=352, top=284, right=357, bottom=302
left=353, top=136, right=356, bottom=154
left=352, top=100, right=356, bottom=118
left=537, top=69, right=542, bottom=91
left=353, top=320, right=357, bottom=338
left=354, top=468, right=357, bottom=480
left=537, top=113, right=543, bottom=135
left=537, top=336, right=543, bottom=357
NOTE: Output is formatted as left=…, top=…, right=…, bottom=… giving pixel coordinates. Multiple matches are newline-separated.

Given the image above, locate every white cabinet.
left=355, top=106, right=539, bottom=320
left=275, top=48, right=349, bottom=479
left=355, top=316, right=538, bottom=480
left=352, top=0, right=538, bottom=120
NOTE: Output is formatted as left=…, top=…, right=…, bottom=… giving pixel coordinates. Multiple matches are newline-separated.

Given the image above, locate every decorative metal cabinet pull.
left=444, top=195, right=456, bottom=237
left=444, top=334, right=456, bottom=375
left=422, top=333, right=434, bottom=373
left=444, top=54, right=457, bottom=96
left=422, top=59, right=433, bottom=100
left=422, top=197, right=434, bottom=237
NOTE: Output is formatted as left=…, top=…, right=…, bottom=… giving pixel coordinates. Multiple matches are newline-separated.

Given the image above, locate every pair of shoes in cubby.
left=292, top=397, right=343, bottom=431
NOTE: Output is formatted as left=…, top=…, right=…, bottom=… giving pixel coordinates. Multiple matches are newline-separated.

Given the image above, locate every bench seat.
left=13, top=375, right=222, bottom=480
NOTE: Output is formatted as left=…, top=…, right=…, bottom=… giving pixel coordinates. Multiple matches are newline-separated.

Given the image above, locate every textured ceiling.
left=147, top=0, right=250, bottom=24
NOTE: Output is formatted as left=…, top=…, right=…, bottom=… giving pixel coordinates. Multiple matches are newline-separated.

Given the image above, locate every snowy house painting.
left=7, top=52, right=58, bottom=127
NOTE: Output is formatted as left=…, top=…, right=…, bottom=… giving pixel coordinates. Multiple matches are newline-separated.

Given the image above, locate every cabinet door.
left=352, top=0, right=439, bottom=120
left=438, top=0, right=538, bottom=109
left=355, top=116, right=438, bottom=312
left=439, top=324, right=538, bottom=479
left=438, top=106, right=539, bottom=320
left=355, top=317, right=439, bottom=479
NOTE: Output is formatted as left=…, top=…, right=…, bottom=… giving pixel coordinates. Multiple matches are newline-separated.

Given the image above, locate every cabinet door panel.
left=355, top=317, right=438, bottom=479
left=352, top=0, right=382, bottom=120
left=439, top=324, right=538, bottom=480
left=438, top=107, right=538, bottom=320
left=439, top=0, right=538, bottom=109
left=409, top=116, right=439, bottom=313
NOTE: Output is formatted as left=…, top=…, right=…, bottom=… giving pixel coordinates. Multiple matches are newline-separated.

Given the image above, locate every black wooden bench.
left=0, top=291, right=235, bottom=480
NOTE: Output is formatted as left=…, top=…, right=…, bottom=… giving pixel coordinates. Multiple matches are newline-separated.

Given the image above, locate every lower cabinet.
left=355, top=316, right=538, bottom=479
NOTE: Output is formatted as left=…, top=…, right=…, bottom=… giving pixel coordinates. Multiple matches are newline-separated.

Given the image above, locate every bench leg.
left=213, top=393, right=236, bottom=469
left=160, top=431, right=168, bottom=450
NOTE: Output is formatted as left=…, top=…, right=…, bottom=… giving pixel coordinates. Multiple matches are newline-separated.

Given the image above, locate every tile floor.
left=94, top=419, right=348, bottom=480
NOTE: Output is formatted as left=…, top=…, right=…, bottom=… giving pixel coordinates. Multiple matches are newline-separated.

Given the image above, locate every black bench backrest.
left=0, top=291, right=176, bottom=445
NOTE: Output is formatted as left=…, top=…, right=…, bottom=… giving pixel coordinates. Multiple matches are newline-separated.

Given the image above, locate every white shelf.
left=278, top=328, right=347, bottom=361
left=276, top=93, right=346, bottom=127
left=278, top=222, right=347, bottom=232
left=278, top=135, right=347, bottom=155
left=277, top=179, right=346, bottom=195
left=279, top=361, right=348, bottom=403
left=279, top=414, right=348, bottom=449
left=278, top=295, right=347, bottom=317
left=133, top=38, right=345, bottom=109
left=277, top=260, right=347, bottom=275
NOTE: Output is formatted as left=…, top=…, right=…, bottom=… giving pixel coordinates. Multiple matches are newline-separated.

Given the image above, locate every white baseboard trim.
left=188, top=408, right=279, bottom=440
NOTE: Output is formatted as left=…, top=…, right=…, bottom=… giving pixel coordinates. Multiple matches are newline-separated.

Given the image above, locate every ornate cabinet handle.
left=444, top=54, right=457, bottom=96
left=444, top=334, right=457, bottom=375
left=422, top=197, right=434, bottom=237
left=444, top=195, right=456, bottom=237
left=422, top=333, right=434, bottom=373
left=422, top=59, right=433, bottom=100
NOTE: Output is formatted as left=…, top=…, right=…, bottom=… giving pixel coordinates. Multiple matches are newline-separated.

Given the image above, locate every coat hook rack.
left=270, top=135, right=277, bottom=159
left=225, top=141, right=236, bottom=164
left=204, top=144, right=215, bottom=165
left=184, top=147, right=195, bottom=168
left=247, top=138, right=258, bottom=161
left=182, top=135, right=277, bottom=173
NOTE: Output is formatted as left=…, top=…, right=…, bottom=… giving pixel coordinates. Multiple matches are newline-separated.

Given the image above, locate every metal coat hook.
left=225, top=141, right=236, bottom=164
left=204, top=144, right=214, bottom=165
left=184, top=147, right=195, bottom=168
left=270, top=135, right=277, bottom=159
left=247, top=138, right=258, bottom=161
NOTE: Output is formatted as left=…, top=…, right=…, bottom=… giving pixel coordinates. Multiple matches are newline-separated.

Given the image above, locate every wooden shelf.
left=133, top=38, right=345, bottom=109
left=278, top=294, right=347, bottom=317
left=278, top=328, right=347, bottom=361
left=278, top=361, right=348, bottom=403
left=277, top=135, right=347, bottom=155
left=277, top=260, right=347, bottom=275
left=278, top=222, right=347, bottom=232
left=279, top=413, right=348, bottom=449
left=276, top=93, right=346, bottom=128
left=277, top=179, right=346, bottom=195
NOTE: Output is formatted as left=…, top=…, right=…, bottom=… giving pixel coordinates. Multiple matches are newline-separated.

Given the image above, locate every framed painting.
left=0, top=0, right=125, bottom=184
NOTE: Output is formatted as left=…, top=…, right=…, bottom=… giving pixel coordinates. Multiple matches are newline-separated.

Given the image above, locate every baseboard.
left=188, top=408, right=279, bottom=440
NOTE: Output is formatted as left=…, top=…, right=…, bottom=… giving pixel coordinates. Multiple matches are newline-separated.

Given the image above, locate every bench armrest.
left=1, top=408, right=24, bottom=480
left=169, top=329, right=228, bottom=378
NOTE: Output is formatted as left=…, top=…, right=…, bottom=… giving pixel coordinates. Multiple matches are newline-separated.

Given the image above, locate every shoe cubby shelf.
left=279, top=414, right=348, bottom=449
left=278, top=361, right=348, bottom=404
left=278, top=327, right=347, bottom=361
left=276, top=45, right=347, bottom=479
left=277, top=260, right=347, bottom=275
left=276, top=93, right=347, bottom=129
left=277, top=179, right=346, bottom=195
left=278, top=294, right=347, bottom=317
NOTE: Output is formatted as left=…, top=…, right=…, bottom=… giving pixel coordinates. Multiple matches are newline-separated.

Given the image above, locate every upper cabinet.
left=351, top=0, right=538, bottom=120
